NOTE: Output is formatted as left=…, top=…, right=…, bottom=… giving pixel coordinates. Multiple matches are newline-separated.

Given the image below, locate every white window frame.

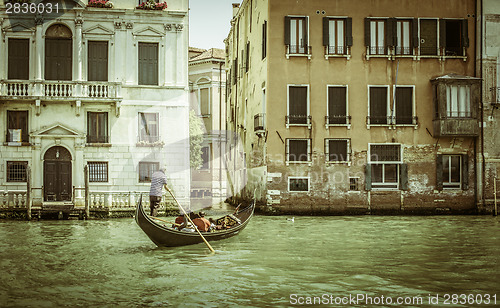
left=137, top=112, right=160, bottom=144
left=286, top=84, right=311, bottom=129
left=392, top=85, right=417, bottom=128
left=326, top=17, right=347, bottom=56
left=367, top=85, right=390, bottom=129
left=368, top=143, right=402, bottom=190
left=326, top=85, right=350, bottom=129
left=442, top=154, right=462, bottom=190
left=369, top=18, right=387, bottom=56
left=286, top=138, right=312, bottom=166
left=325, top=138, right=351, bottom=165
left=286, top=15, right=311, bottom=60
left=288, top=176, right=310, bottom=192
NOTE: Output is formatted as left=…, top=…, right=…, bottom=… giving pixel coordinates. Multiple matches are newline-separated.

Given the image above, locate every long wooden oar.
left=166, top=187, right=215, bottom=253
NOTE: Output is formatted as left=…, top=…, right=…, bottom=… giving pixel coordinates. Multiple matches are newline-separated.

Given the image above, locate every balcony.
left=285, top=115, right=312, bottom=129
left=0, top=80, right=122, bottom=101
left=254, top=113, right=265, bottom=135
left=433, top=117, right=478, bottom=137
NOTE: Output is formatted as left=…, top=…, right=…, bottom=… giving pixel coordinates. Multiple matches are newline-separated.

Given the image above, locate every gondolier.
left=149, top=168, right=168, bottom=216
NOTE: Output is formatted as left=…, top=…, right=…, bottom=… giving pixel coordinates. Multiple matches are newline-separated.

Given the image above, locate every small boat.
left=135, top=196, right=255, bottom=247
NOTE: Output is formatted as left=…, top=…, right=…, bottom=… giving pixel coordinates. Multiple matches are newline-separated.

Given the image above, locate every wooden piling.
left=84, top=165, right=89, bottom=219
left=27, top=166, right=31, bottom=220
left=494, top=176, right=498, bottom=216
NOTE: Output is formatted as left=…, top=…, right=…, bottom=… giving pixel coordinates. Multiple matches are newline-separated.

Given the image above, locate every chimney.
left=232, top=3, right=240, bottom=18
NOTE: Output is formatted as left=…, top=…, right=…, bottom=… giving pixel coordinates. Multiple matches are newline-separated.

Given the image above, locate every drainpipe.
left=219, top=61, right=223, bottom=202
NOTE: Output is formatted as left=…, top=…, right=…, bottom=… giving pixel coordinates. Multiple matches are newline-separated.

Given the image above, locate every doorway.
left=44, top=146, right=72, bottom=201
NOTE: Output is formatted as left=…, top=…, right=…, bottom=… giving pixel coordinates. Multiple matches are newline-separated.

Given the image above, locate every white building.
left=0, top=0, right=190, bottom=213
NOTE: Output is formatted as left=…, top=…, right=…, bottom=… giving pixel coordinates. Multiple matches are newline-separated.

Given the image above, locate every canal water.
left=0, top=215, right=498, bottom=307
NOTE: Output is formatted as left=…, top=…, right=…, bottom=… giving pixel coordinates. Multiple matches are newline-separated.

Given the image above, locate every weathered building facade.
left=479, top=0, right=500, bottom=213
left=226, top=0, right=483, bottom=214
left=188, top=47, right=227, bottom=208
left=0, top=0, right=190, bottom=215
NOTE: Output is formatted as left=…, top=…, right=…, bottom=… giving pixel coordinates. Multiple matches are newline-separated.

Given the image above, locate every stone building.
left=479, top=0, right=500, bottom=213
left=225, top=0, right=482, bottom=214
left=0, top=0, right=190, bottom=213
left=188, top=47, right=227, bottom=209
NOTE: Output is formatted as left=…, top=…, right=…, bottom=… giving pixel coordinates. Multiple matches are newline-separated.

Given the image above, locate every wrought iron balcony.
left=286, top=115, right=312, bottom=129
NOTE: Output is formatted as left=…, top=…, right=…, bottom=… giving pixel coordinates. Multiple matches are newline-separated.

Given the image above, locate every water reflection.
left=0, top=216, right=498, bottom=307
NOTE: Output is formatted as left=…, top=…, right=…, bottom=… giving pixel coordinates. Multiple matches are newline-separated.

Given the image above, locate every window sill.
left=289, top=190, right=310, bottom=193
left=286, top=53, right=312, bottom=60
left=286, top=161, right=312, bottom=166
left=326, top=124, right=351, bottom=130
left=3, top=142, right=31, bottom=147
left=88, top=182, right=111, bottom=185
left=326, top=161, right=351, bottom=166
left=370, top=187, right=400, bottom=191
left=325, top=54, right=351, bottom=60
left=366, top=124, right=418, bottom=130
left=286, top=123, right=312, bottom=129
left=86, top=143, right=112, bottom=147
left=136, top=142, right=165, bottom=147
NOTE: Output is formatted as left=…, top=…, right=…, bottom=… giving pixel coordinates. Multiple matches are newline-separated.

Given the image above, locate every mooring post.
left=494, top=176, right=498, bottom=216
left=27, top=166, right=31, bottom=220
left=84, top=165, right=89, bottom=219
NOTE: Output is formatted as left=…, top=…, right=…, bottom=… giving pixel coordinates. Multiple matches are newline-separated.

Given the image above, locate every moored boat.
left=135, top=196, right=255, bottom=247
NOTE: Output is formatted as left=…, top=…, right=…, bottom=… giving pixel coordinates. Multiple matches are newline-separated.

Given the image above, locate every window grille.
left=7, top=161, right=27, bottom=182
left=88, top=162, right=108, bottom=183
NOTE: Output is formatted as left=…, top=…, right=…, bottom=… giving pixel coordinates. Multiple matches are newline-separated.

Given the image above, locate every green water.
left=0, top=216, right=498, bottom=307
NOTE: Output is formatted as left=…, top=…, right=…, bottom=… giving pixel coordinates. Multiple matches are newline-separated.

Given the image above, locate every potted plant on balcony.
left=136, top=0, right=167, bottom=10
left=87, top=0, right=113, bottom=8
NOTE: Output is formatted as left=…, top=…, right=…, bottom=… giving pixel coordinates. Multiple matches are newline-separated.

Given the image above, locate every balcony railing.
left=366, top=115, right=418, bottom=127
left=0, top=80, right=122, bottom=100
left=286, top=115, right=312, bottom=129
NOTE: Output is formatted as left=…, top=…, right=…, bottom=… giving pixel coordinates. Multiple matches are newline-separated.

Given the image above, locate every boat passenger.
left=192, top=212, right=211, bottom=232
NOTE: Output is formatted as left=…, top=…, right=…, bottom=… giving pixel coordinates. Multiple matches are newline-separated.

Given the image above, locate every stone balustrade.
left=0, top=80, right=121, bottom=100
left=0, top=191, right=27, bottom=208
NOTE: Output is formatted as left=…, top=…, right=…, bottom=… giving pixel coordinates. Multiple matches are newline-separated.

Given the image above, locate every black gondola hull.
left=135, top=197, right=255, bottom=247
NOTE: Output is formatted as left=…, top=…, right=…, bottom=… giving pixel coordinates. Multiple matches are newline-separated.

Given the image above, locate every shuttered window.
left=395, top=87, right=413, bottom=124
left=7, top=110, right=28, bottom=143
left=365, top=19, right=387, bottom=55
left=88, top=41, right=108, bottom=81
left=288, top=86, right=308, bottom=124
left=328, top=86, right=347, bottom=124
left=395, top=20, right=413, bottom=55
left=45, top=38, right=72, bottom=80
left=323, top=18, right=352, bottom=55
left=262, top=21, right=267, bottom=59
left=326, top=139, right=349, bottom=162
left=8, top=38, right=29, bottom=80
left=369, top=86, right=388, bottom=124
left=285, top=16, right=308, bottom=54
left=287, top=139, right=310, bottom=162
left=138, top=112, right=159, bottom=143
left=87, top=112, right=108, bottom=143
left=420, top=19, right=438, bottom=55
left=442, top=19, right=469, bottom=56
left=138, top=42, right=158, bottom=85
left=88, top=162, right=108, bottom=182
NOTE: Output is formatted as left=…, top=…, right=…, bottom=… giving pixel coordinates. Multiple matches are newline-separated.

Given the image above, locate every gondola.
left=135, top=196, right=255, bottom=247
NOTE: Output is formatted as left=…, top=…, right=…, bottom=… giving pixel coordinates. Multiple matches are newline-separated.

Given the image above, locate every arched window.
left=45, top=24, right=72, bottom=80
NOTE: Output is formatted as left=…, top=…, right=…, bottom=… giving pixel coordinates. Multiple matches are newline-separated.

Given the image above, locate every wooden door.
left=44, top=147, right=72, bottom=201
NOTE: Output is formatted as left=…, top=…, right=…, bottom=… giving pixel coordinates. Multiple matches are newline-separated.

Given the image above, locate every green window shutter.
left=462, top=154, right=469, bottom=190
left=412, top=18, right=419, bottom=48
left=303, top=17, right=309, bottom=53
left=365, top=164, right=372, bottom=191
left=364, top=18, right=371, bottom=47
left=346, top=17, right=353, bottom=47
left=8, top=38, right=29, bottom=80
left=284, top=16, right=291, bottom=46
left=386, top=18, right=395, bottom=48
left=322, top=17, right=329, bottom=46
left=462, top=19, right=469, bottom=48
left=400, top=163, right=408, bottom=191
left=436, top=154, right=443, bottom=191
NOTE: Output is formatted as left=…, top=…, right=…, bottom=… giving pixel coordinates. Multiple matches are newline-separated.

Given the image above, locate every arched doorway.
left=45, top=24, right=72, bottom=80
left=44, top=146, right=72, bottom=201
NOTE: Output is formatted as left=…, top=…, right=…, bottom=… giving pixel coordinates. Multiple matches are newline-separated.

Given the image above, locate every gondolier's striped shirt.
left=149, top=170, right=168, bottom=197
